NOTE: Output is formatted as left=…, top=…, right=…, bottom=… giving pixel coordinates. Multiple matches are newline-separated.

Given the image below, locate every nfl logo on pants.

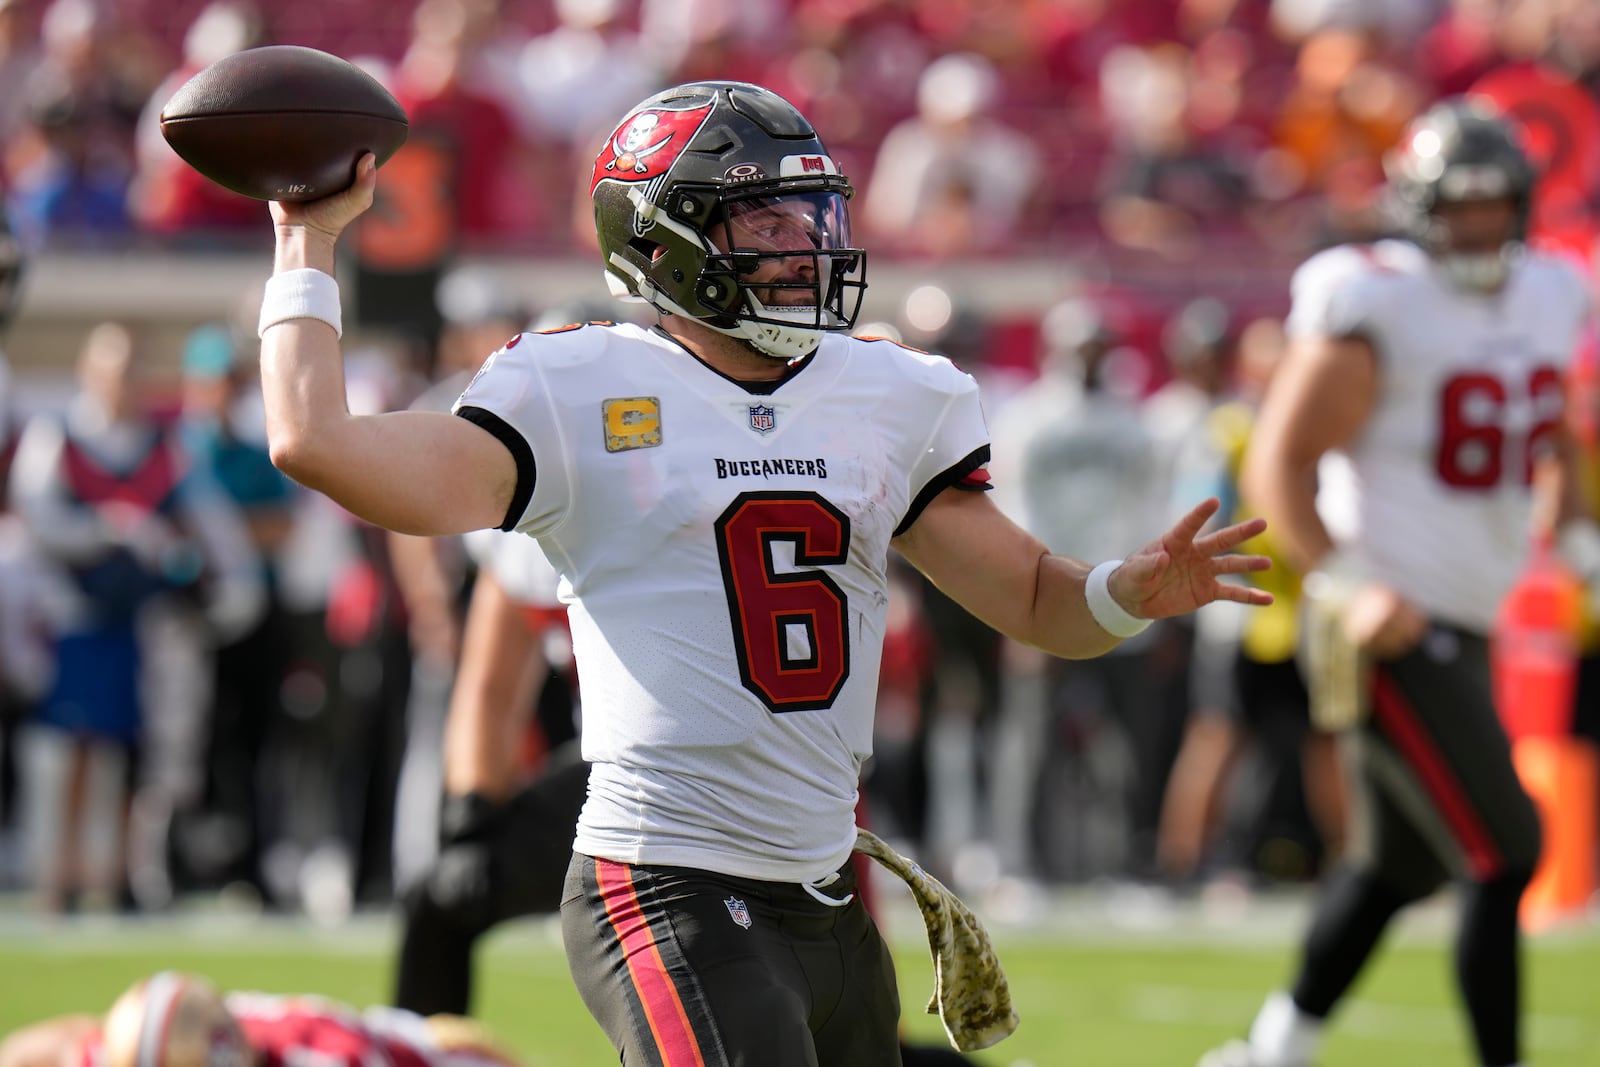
left=723, top=896, right=752, bottom=929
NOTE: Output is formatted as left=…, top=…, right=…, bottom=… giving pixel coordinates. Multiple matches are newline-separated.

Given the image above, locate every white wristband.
left=1086, top=559, right=1152, bottom=638
left=259, top=268, right=342, bottom=338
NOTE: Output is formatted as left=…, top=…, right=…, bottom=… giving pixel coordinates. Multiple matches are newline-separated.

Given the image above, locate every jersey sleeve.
left=1285, top=245, right=1386, bottom=343
left=894, top=357, right=992, bottom=536
left=450, top=333, right=571, bottom=536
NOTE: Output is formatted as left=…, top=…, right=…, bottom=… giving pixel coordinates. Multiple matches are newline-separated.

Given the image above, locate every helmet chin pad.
left=718, top=294, right=838, bottom=359
left=1437, top=248, right=1515, bottom=291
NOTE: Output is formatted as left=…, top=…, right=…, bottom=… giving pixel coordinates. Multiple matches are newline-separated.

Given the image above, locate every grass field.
left=0, top=895, right=1596, bottom=1067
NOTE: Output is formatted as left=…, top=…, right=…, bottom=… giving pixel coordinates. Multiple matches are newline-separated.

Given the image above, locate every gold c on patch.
left=602, top=396, right=662, bottom=452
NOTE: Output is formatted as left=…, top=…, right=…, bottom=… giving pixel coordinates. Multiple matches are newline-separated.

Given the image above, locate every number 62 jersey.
left=454, top=322, right=990, bottom=882
left=1288, top=238, right=1592, bottom=633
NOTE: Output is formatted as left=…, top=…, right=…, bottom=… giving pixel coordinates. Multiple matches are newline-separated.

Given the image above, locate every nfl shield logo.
left=747, top=404, right=776, bottom=435
left=723, top=896, right=753, bottom=929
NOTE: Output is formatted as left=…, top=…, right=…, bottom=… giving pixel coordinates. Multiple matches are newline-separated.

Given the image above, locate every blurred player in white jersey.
left=393, top=528, right=586, bottom=1018
left=256, top=80, right=1273, bottom=1065
left=1201, top=100, right=1597, bottom=1067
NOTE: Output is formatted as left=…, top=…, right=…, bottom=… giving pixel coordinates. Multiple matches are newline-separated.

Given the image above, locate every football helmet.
left=102, top=973, right=253, bottom=1067
left=590, top=81, right=867, bottom=360
left=1384, top=99, right=1535, bottom=290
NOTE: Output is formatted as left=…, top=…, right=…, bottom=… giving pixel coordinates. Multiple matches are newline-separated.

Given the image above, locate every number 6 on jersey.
left=715, top=491, right=852, bottom=713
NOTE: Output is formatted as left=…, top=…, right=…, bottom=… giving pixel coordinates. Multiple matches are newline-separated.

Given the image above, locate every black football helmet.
left=590, top=81, right=867, bottom=360
left=1384, top=99, right=1535, bottom=288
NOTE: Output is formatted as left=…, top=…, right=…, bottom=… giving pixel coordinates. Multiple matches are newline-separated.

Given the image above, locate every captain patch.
left=603, top=397, right=662, bottom=452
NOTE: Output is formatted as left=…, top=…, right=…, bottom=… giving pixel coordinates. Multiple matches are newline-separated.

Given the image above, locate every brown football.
left=159, top=45, right=408, bottom=203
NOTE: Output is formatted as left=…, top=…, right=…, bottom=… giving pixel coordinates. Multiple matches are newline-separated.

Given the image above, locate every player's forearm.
left=442, top=651, right=540, bottom=799
left=258, top=323, right=358, bottom=502
left=443, top=575, right=543, bottom=797
left=1023, top=553, right=1126, bottom=659
left=1243, top=457, right=1331, bottom=574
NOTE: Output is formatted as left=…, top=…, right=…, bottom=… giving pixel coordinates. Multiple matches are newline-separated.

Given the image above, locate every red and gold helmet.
left=101, top=974, right=252, bottom=1067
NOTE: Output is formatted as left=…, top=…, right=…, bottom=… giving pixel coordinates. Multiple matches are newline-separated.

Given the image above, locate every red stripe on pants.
left=596, top=859, right=709, bottom=1067
left=1371, top=673, right=1504, bottom=878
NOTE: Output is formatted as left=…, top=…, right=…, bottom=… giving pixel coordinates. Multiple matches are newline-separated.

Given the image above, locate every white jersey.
left=1288, top=239, right=1591, bottom=632
left=454, top=322, right=990, bottom=881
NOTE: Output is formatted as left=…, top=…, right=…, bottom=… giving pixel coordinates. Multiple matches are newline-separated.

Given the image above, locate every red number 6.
left=1435, top=367, right=1564, bottom=489
left=714, top=491, right=851, bottom=713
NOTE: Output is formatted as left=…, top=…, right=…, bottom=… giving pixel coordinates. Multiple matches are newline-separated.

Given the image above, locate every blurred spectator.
left=253, top=345, right=415, bottom=917
left=352, top=0, right=527, bottom=346
left=0, top=0, right=43, bottom=155
left=989, top=294, right=1166, bottom=883
left=0, top=204, right=22, bottom=497
left=1132, top=296, right=1247, bottom=886
left=7, top=322, right=261, bottom=911
left=169, top=322, right=297, bottom=903
left=0, top=496, right=51, bottom=889
left=861, top=51, right=1042, bottom=258
left=0, top=208, right=34, bottom=888
left=389, top=0, right=532, bottom=242
left=388, top=267, right=527, bottom=892
left=128, top=1, right=267, bottom=239
left=1097, top=42, right=1258, bottom=261
left=513, top=0, right=664, bottom=257
left=784, top=0, right=933, bottom=160
left=515, top=0, right=663, bottom=150
left=1269, top=0, right=1438, bottom=49
left=1156, top=315, right=1347, bottom=890
left=638, top=0, right=784, bottom=82
left=1268, top=28, right=1421, bottom=205
left=1418, top=0, right=1511, bottom=96
left=869, top=291, right=1013, bottom=884
left=4, top=0, right=160, bottom=246
left=1147, top=296, right=1238, bottom=520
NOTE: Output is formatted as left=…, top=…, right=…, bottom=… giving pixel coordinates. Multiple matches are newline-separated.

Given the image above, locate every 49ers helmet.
left=590, top=81, right=867, bottom=360
left=1384, top=99, right=1535, bottom=255
left=102, top=973, right=252, bottom=1067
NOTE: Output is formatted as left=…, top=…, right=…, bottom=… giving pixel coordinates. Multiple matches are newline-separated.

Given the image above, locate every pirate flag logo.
left=591, top=103, right=715, bottom=195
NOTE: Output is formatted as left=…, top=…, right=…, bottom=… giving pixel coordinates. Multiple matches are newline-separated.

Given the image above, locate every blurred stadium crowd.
left=0, top=0, right=1596, bottom=924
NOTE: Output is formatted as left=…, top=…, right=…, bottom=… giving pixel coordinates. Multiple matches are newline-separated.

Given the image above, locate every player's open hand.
left=1107, top=497, right=1273, bottom=620
left=269, top=152, right=378, bottom=244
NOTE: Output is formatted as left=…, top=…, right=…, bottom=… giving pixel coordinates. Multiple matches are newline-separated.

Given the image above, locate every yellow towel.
left=853, top=828, right=1020, bottom=1051
left=1299, top=565, right=1370, bottom=732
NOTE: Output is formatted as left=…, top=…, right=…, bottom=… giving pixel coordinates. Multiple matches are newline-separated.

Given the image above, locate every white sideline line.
left=1126, top=985, right=1598, bottom=1050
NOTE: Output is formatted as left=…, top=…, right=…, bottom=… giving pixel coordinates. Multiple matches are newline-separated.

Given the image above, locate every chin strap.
left=852, top=828, right=1020, bottom=1052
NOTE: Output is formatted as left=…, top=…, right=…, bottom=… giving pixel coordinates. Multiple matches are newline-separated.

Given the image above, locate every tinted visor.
left=702, top=189, right=866, bottom=333
left=718, top=191, right=853, bottom=255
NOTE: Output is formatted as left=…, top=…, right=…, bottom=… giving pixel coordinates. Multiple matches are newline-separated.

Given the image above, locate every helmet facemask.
left=698, top=189, right=866, bottom=360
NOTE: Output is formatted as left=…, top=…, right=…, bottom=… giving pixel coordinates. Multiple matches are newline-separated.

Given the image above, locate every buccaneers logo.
left=591, top=104, right=715, bottom=194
